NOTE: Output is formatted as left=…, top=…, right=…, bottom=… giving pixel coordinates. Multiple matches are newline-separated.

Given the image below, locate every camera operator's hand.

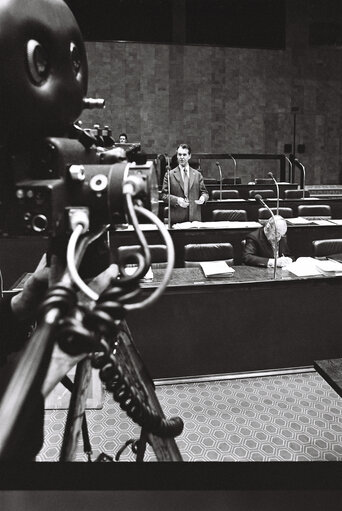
left=11, top=268, right=49, bottom=322
left=42, top=263, right=119, bottom=397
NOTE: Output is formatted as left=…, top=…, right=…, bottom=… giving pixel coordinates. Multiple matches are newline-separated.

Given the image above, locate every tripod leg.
left=59, top=358, right=92, bottom=461
left=61, top=375, right=92, bottom=460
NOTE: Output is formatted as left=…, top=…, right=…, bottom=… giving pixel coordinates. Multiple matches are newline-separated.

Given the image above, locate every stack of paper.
left=285, top=257, right=324, bottom=276
left=286, top=217, right=312, bottom=225
left=285, top=257, right=342, bottom=277
left=200, top=261, right=235, bottom=278
left=314, top=258, right=342, bottom=276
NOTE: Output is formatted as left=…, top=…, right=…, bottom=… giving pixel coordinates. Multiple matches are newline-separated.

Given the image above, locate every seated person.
left=242, top=215, right=293, bottom=268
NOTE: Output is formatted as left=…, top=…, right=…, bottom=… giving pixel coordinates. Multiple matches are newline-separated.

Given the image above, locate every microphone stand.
left=294, top=159, right=306, bottom=199
left=284, top=156, right=293, bottom=183
left=165, top=155, right=172, bottom=229
left=255, top=194, right=278, bottom=280
left=268, top=172, right=279, bottom=215
left=228, top=154, right=237, bottom=184
left=216, top=161, right=223, bottom=200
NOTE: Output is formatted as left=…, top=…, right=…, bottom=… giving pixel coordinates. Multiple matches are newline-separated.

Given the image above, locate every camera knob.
left=89, top=174, right=108, bottom=192
left=69, top=165, right=85, bottom=182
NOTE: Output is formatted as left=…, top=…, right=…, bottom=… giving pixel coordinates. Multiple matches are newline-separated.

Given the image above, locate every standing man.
left=161, top=144, right=209, bottom=224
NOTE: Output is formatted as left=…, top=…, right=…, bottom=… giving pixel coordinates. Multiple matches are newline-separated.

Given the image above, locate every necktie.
left=183, top=168, right=189, bottom=199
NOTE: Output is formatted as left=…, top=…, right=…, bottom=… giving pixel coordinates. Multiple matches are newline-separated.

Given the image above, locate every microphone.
left=254, top=194, right=278, bottom=279
left=268, top=172, right=279, bottom=215
left=228, top=154, right=237, bottom=184
left=284, top=156, right=293, bottom=183
left=294, top=159, right=306, bottom=199
left=165, top=153, right=172, bottom=229
left=215, top=161, right=223, bottom=200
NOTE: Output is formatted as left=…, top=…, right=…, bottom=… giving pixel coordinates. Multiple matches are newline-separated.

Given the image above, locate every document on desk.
left=285, top=257, right=342, bottom=277
left=314, top=258, right=342, bottom=276
left=200, top=261, right=235, bottom=278
left=329, top=219, right=342, bottom=225
left=310, top=219, right=335, bottom=226
left=286, top=217, right=313, bottom=225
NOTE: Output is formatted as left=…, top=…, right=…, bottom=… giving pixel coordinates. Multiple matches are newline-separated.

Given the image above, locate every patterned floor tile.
left=37, top=371, right=342, bottom=462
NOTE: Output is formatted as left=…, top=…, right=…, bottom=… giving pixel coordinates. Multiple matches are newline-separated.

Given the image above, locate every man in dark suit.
left=242, top=215, right=293, bottom=267
left=161, top=144, right=209, bottom=224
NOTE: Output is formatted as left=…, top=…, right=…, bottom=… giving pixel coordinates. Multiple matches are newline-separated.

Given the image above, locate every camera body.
left=1, top=137, right=158, bottom=237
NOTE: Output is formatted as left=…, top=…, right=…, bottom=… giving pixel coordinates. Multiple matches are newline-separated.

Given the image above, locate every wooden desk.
left=111, top=222, right=342, bottom=267
left=127, top=266, right=342, bottom=379
left=3, top=221, right=342, bottom=286
left=158, top=197, right=342, bottom=222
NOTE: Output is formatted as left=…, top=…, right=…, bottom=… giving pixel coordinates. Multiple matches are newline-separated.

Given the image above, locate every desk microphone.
left=254, top=193, right=278, bottom=279
left=294, top=159, right=306, bottom=199
left=268, top=172, right=279, bottom=215
left=215, top=161, right=223, bottom=200
left=228, top=154, right=237, bottom=184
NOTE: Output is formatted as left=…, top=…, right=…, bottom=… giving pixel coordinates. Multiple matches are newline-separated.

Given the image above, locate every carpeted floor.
left=37, top=370, right=342, bottom=462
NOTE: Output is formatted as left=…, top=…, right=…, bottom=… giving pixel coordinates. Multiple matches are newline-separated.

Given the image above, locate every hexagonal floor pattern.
left=37, top=371, right=342, bottom=462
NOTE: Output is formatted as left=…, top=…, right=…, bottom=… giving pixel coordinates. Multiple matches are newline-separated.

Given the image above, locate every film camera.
left=0, top=0, right=183, bottom=462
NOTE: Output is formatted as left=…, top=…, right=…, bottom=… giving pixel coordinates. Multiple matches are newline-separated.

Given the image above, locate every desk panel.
left=158, top=197, right=342, bottom=222
left=196, top=183, right=298, bottom=200
left=201, top=197, right=342, bottom=222
left=128, top=267, right=342, bottom=379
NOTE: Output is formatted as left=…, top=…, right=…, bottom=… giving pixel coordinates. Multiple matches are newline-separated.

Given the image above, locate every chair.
left=117, top=244, right=168, bottom=268
left=248, top=189, right=276, bottom=199
left=297, top=205, right=332, bottom=219
left=212, top=209, right=248, bottom=222
left=312, top=239, right=342, bottom=258
left=184, top=243, right=234, bottom=267
left=284, top=189, right=310, bottom=199
left=222, top=177, right=242, bottom=184
left=255, top=178, right=274, bottom=185
left=258, top=207, right=293, bottom=223
left=211, top=189, right=240, bottom=200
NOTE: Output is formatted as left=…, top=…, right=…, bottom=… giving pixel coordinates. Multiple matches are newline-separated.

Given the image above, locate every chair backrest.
left=204, top=178, right=217, bottom=184
left=312, top=239, right=342, bottom=258
left=211, top=189, right=240, bottom=200
left=212, top=209, right=248, bottom=221
left=184, top=243, right=234, bottom=267
left=117, top=244, right=167, bottom=266
left=222, top=177, right=242, bottom=184
left=297, top=205, right=332, bottom=219
left=255, top=178, right=274, bottom=184
left=284, top=189, right=310, bottom=199
left=249, top=189, right=276, bottom=199
left=258, top=207, right=293, bottom=222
